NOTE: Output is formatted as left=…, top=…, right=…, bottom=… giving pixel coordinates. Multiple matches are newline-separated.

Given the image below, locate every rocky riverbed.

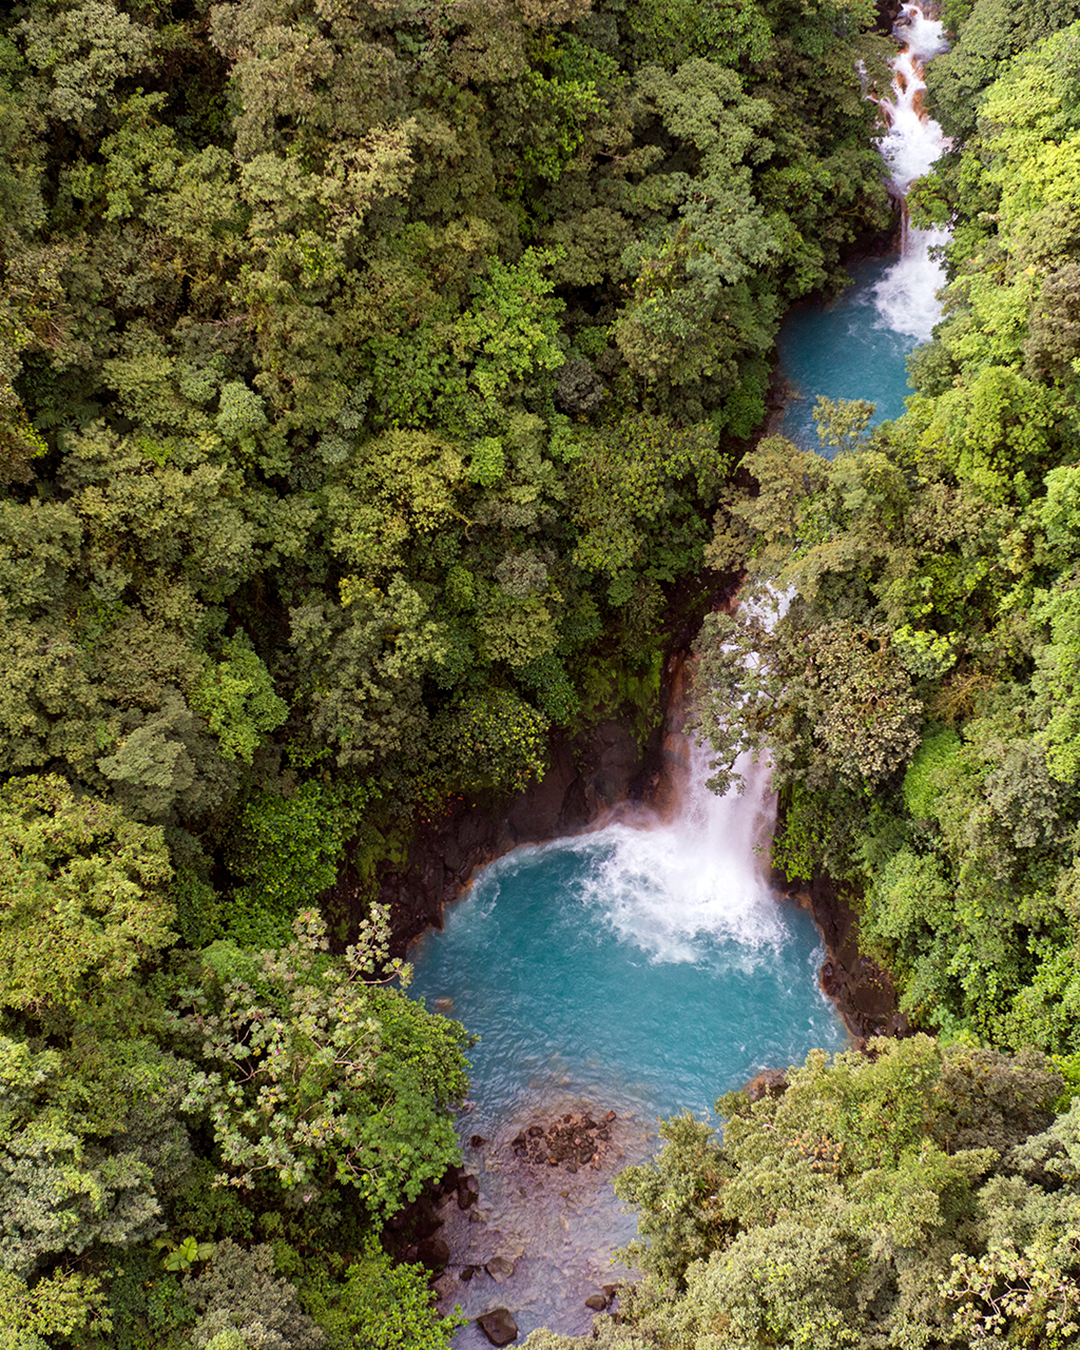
left=424, top=1098, right=650, bottom=1347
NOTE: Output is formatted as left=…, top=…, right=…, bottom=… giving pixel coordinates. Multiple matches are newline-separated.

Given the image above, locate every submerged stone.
left=477, top=1307, right=518, bottom=1346
left=486, top=1255, right=516, bottom=1284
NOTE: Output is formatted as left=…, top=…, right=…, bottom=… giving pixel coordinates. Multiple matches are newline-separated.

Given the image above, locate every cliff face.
left=779, top=872, right=908, bottom=1043
left=380, top=716, right=665, bottom=957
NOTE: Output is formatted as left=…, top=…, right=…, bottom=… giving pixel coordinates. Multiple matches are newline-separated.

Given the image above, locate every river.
left=777, top=2, right=950, bottom=450
left=407, top=5, right=950, bottom=1344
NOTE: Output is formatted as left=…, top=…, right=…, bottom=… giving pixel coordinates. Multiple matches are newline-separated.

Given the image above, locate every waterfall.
left=872, top=2, right=951, bottom=341
left=576, top=739, right=785, bottom=966
left=408, top=707, right=843, bottom=1343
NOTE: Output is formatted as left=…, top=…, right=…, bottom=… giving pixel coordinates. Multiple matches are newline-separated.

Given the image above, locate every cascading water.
left=408, top=734, right=846, bottom=1344
left=776, top=2, right=951, bottom=448
left=873, top=4, right=952, bottom=340
left=403, top=20, right=958, bottom=1340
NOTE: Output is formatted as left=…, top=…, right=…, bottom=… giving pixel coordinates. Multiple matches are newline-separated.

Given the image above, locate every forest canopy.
left=0, top=0, right=897, bottom=1343
left=9, top=0, right=1080, bottom=1344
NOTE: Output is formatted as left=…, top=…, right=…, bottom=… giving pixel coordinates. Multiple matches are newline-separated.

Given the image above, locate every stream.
left=406, top=5, right=951, bottom=1344
left=777, top=3, right=950, bottom=449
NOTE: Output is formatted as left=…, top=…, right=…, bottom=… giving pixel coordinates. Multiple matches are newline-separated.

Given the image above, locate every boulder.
left=585, top=1294, right=607, bottom=1311
left=477, top=1308, right=518, bottom=1346
left=457, top=1173, right=480, bottom=1210
left=485, top=1255, right=516, bottom=1284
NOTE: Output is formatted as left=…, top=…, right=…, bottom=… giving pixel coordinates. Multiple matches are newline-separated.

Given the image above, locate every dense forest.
left=4, top=0, right=1080, bottom=1344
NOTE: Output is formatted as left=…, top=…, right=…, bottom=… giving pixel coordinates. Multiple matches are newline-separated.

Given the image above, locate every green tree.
left=0, top=775, right=174, bottom=1013
left=179, top=910, right=472, bottom=1218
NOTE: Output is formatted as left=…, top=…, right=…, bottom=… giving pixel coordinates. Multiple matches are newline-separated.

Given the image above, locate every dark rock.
left=418, top=1236, right=450, bottom=1268
left=772, top=859, right=903, bottom=1041
left=477, top=1308, right=518, bottom=1346
left=746, top=1069, right=788, bottom=1102
left=602, top=1284, right=618, bottom=1302
left=585, top=1294, right=608, bottom=1311
left=508, top=1109, right=617, bottom=1170
left=603, top=1111, right=616, bottom=1122
left=457, top=1174, right=480, bottom=1210
left=485, top=1255, right=515, bottom=1284
left=461, top=1266, right=476, bottom=1282
left=470, top=1134, right=487, bottom=1149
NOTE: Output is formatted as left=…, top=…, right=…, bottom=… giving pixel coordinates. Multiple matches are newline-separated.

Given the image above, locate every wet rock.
left=440, top=1163, right=463, bottom=1196
left=461, top=1266, right=476, bottom=1282
left=457, top=1174, right=480, bottom=1210
left=585, top=1294, right=607, bottom=1311
left=418, top=1236, right=450, bottom=1268
left=485, top=1255, right=516, bottom=1284
left=477, top=1308, right=518, bottom=1346
left=746, top=1069, right=788, bottom=1102
left=602, top=1284, right=618, bottom=1303
left=508, top=1108, right=620, bottom=1172
left=470, top=1134, right=487, bottom=1149
left=775, top=865, right=902, bottom=1040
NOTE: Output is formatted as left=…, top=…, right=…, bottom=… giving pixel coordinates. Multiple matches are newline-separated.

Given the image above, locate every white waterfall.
left=873, top=3, right=951, bottom=341
left=579, top=740, right=784, bottom=965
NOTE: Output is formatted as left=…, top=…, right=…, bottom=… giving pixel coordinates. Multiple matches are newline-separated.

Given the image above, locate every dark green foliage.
left=225, top=780, right=371, bottom=947
left=6, top=0, right=1068, bottom=1345
left=302, top=1240, right=465, bottom=1350
left=560, top=1041, right=1078, bottom=1350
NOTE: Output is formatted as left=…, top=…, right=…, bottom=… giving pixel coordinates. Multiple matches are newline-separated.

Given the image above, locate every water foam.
left=873, top=220, right=950, bottom=341
left=873, top=2, right=951, bottom=341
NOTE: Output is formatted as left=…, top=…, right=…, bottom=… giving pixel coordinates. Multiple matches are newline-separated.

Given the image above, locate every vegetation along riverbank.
left=4, top=0, right=1080, bottom=1344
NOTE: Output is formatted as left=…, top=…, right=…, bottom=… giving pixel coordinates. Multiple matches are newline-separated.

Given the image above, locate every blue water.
left=407, top=800, right=847, bottom=1342
left=775, top=256, right=922, bottom=452
left=409, top=832, right=844, bottom=1132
